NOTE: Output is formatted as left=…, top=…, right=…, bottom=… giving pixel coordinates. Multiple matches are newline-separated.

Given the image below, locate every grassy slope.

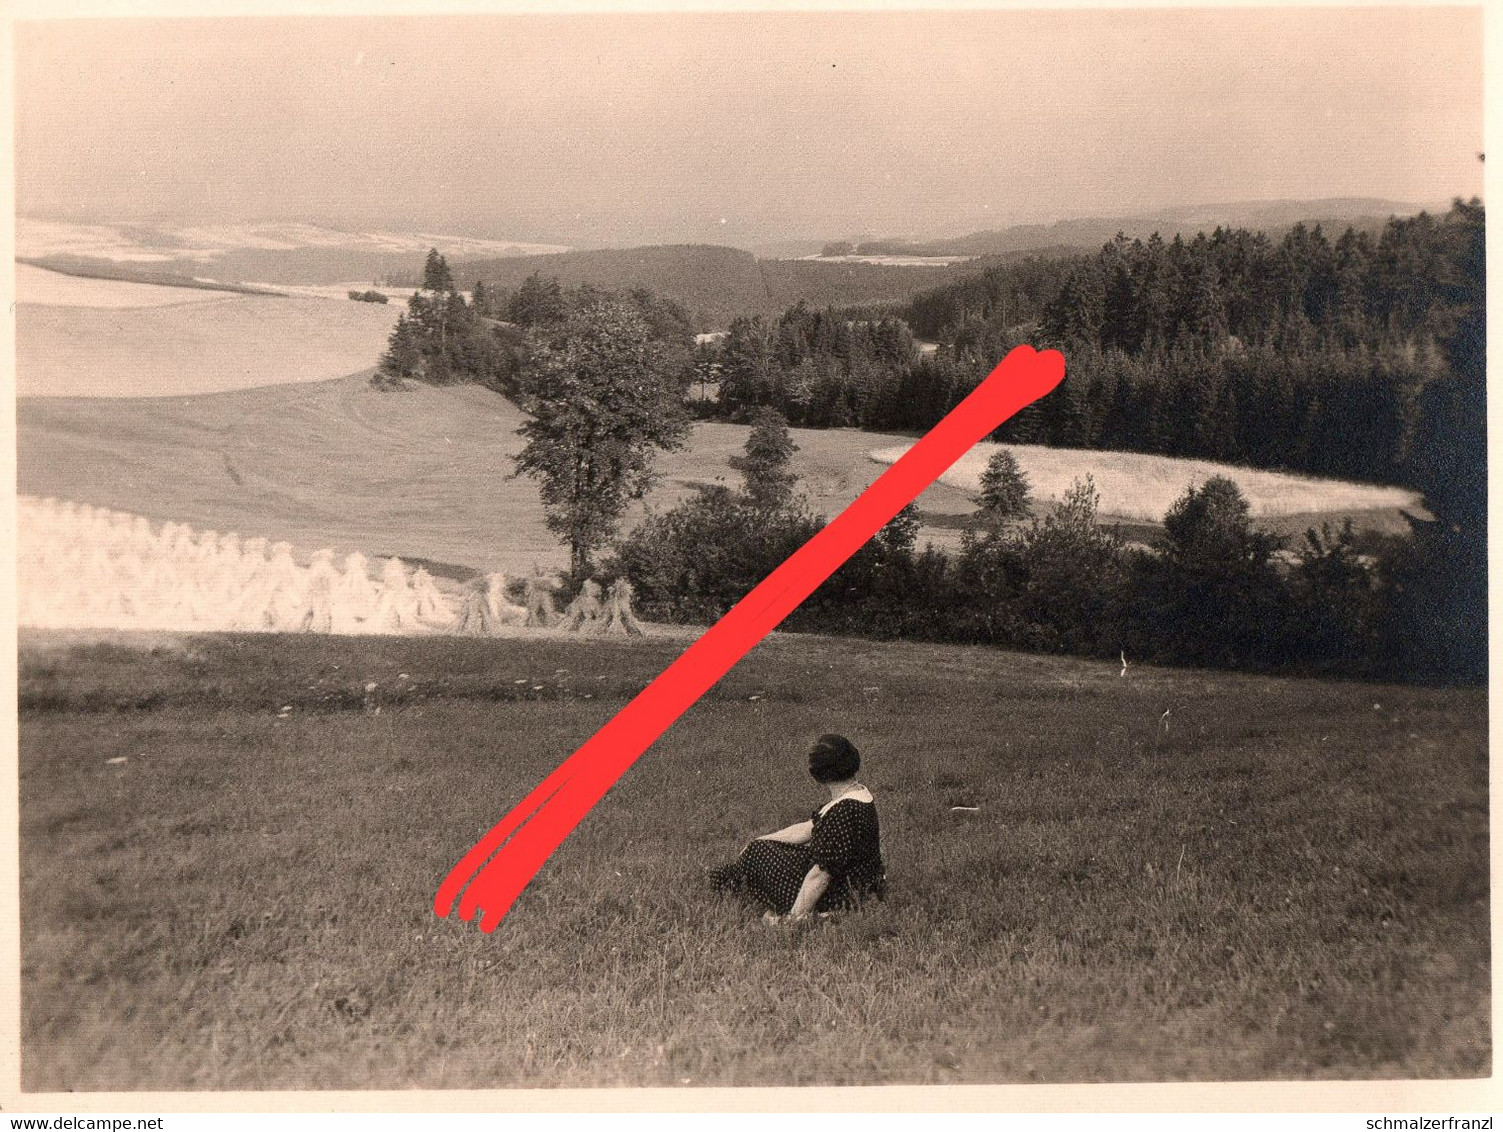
left=16, top=377, right=977, bottom=573
left=19, top=371, right=1420, bottom=577
left=18, top=630, right=1488, bottom=1089
left=16, top=293, right=402, bottom=398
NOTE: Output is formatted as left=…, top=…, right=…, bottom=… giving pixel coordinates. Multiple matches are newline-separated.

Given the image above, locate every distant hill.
left=846, top=198, right=1437, bottom=258
left=749, top=239, right=829, bottom=258
left=22, top=200, right=1445, bottom=326
left=424, top=244, right=964, bottom=328
left=16, top=218, right=569, bottom=287
left=16, top=256, right=284, bottom=297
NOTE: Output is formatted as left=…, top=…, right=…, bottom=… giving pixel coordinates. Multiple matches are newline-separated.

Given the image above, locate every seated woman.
left=710, top=733, right=886, bottom=923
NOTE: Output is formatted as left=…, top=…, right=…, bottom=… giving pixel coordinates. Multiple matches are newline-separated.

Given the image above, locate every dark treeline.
left=707, top=202, right=1484, bottom=494
left=713, top=304, right=922, bottom=428
left=644, top=200, right=1485, bottom=682
left=993, top=206, right=1480, bottom=487
left=706, top=257, right=1074, bottom=430
left=610, top=429, right=1407, bottom=680
left=388, top=244, right=963, bottom=328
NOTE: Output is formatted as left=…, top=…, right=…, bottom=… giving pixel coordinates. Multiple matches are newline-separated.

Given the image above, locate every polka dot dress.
left=713, top=795, right=886, bottom=915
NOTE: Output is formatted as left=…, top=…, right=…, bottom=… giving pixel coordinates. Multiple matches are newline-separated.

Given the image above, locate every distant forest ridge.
left=421, top=200, right=1440, bottom=329
left=832, top=198, right=1435, bottom=259
left=389, top=244, right=965, bottom=329
left=16, top=198, right=1445, bottom=328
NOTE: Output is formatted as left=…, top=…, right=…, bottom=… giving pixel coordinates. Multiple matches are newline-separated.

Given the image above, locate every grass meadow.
left=18, top=629, right=1488, bottom=1090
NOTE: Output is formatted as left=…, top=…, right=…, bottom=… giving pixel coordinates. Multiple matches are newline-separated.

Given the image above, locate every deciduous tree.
left=514, top=299, right=690, bottom=576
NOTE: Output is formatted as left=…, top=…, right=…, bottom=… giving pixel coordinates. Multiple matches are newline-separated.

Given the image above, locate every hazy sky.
left=16, top=7, right=1485, bottom=246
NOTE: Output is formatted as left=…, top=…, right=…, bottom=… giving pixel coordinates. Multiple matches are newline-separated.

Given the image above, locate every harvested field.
left=19, top=376, right=1423, bottom=580
left=871, top=441, right=1425, bottom=523
left=16, top=379, right=983, bottom=575
left=16, top=289, right=402, bottom=398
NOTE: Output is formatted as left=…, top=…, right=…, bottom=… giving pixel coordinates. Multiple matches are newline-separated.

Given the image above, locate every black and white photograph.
left=6, top=0, right=1491, bottom=1102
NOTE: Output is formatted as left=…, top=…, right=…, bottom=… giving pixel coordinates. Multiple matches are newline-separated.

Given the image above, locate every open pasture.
left=871, top=441, right=1425, bottom=524
left=17, top=629, right=1488, bottom=1089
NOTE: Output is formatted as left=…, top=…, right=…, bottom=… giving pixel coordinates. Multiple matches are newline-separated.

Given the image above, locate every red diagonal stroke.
left=435, top=344, right=1065, bottom=931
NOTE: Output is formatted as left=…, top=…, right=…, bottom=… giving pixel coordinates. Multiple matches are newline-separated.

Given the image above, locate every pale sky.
left=15, top=7, right=1485, bottom=246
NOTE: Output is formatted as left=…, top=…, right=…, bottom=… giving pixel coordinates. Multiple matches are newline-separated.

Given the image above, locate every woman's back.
left=809, top=794, right=885, bottom=908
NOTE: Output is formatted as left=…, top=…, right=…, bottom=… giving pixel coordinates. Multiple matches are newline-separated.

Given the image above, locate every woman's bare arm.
left=787, top=865, right=832, bottom=918
left=754, top=820, right=813, bottom=846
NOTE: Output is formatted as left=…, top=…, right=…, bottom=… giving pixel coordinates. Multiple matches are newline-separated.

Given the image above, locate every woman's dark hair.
left=808, top=733, right=860, bottom=783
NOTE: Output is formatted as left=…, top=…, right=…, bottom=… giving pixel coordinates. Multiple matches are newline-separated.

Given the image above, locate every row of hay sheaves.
left=17, top=495, right=645, bottom=637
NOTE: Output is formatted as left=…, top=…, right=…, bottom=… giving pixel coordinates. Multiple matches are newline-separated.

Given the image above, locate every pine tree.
left=976, top=447, right=1032, bottom=525
left=422, top=248, right=454, bottom=293
left=1015, top=476, right=1126, bottom=654
left=507, top=273, right=567, bottom=327
left=373, top=313, right=424, bottom=388
left=717, top=316, right=774, bottom=417
left=741, top=406, right=799, bottom=510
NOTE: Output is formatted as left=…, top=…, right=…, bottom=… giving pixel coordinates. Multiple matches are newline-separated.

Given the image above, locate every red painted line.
left=434, top=344, right=1065, bottom=931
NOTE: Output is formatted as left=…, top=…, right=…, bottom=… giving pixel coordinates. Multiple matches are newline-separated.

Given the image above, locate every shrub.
left=1287, top=520, right=1383, bottom=671
left=1133, top=475, right=1290, bottom=667
left=609, top=486, right=822, bottom=623
left=1011, top=476, right=1128, bottom=654
left=793, top=505, right=945, bottom=640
